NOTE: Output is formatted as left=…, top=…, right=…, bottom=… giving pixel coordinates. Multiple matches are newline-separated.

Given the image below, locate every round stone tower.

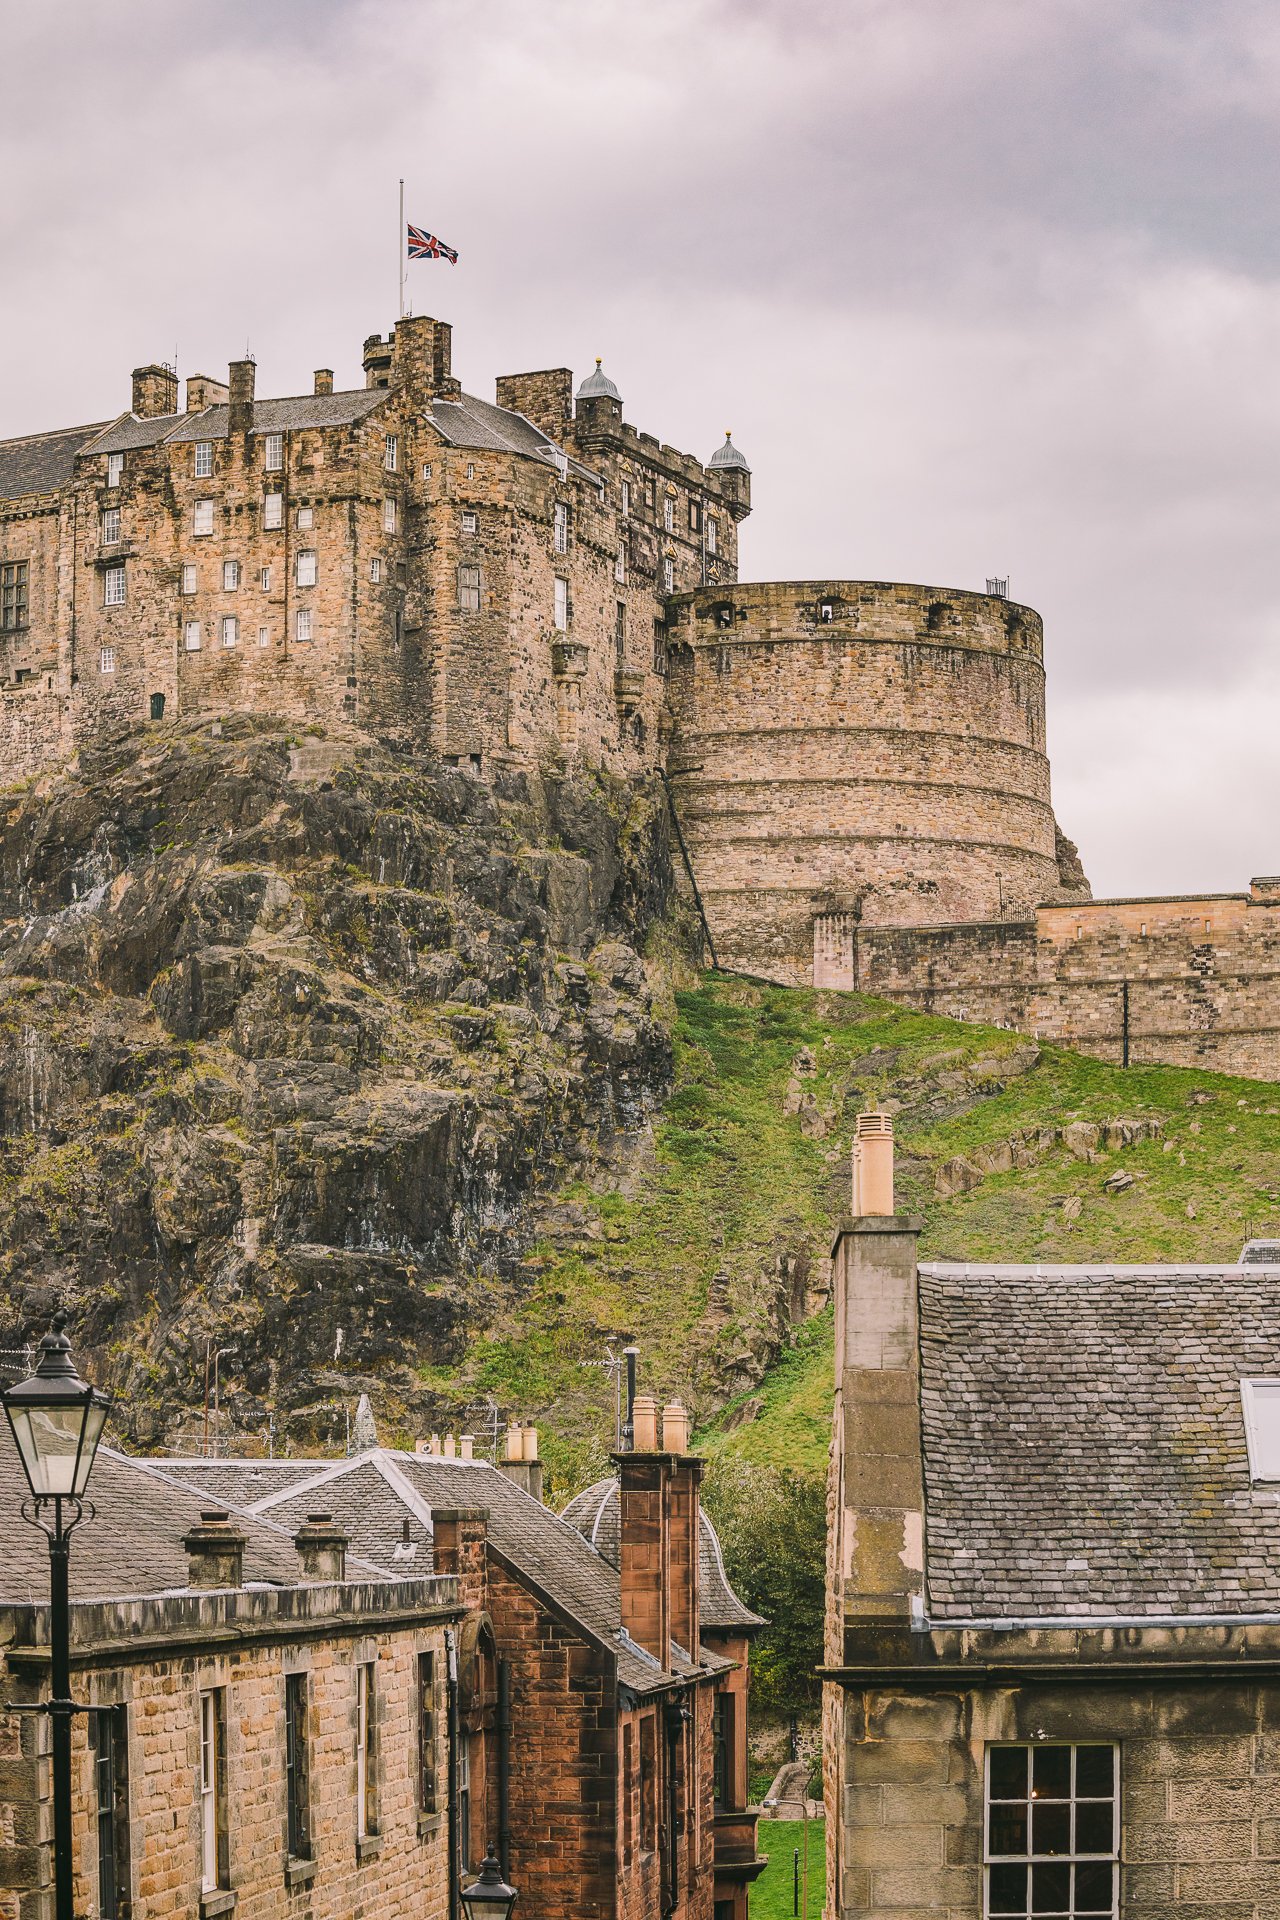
left=663, top=580, right=1067, bottom=981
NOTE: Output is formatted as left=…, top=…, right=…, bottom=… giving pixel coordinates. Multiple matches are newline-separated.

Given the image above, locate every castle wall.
left=665, top=582, right=1063, bottom=975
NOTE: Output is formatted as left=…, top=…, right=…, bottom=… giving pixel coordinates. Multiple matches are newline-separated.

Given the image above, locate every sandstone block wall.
left=665, top=582, right=1064, bottom=974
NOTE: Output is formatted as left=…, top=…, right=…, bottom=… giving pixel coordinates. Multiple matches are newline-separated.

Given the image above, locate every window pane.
left=1074, top=1748, right=1114, bottom=1797
left=1073, top=1862, right=1114, bottom=1913
left=988, top=1802, right=1028, bottom=1856
left=991, top=1750, right=1029, bottom=1799
left=989, top=1863, right=1028, bottom=1914
left=1032, top=1801, right=1070, bottom=1855
left=1033, top=1748, right=1072, bottom=1798
left=1030, top=1861, right=1070, bottom=1913
left=1074, top=1802, right=1113, bottom=1854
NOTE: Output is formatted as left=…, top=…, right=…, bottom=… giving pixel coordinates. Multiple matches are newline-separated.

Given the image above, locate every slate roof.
left=166, top=1449, right=730, bottom=1693
left=0, top=1433, right=389, bottom=1604
left=560, top=1477, right=765, bottom=1632
left=0, top=422, right=110, bottom=502
left=918, top=1262, right=1280, bottom=1621
left=428, top=393, right=602, bottom=487
left=84, top=390, right=388, bottom=456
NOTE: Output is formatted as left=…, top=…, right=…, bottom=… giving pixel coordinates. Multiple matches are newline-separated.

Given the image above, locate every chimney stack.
left=183, top=1510, right=246, bottom=1590
left=852, top=1112, right=894, bottom=1215
left=293, top=1512, right=348, bottom=1582
left=185, top=373, right=229, bottom=413
left=132, top=364, right=178, bottom=419
left=228, top=358, right=256, bottom=434
left=498, top=1423, right=544, bottom=1503
left=313, top=368, right=334, bottom=396
left=615, top=1379, right=702, bottom=1666
left=663, top=1403, right=700, bottom=1656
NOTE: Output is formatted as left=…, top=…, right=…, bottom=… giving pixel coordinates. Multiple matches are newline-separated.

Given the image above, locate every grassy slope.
left=750, top=1820, right=825, bottom=1920
left=423, top=974, right=1280, bottom=1488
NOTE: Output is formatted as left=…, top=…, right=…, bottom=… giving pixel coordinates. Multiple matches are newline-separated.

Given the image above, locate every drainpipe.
left=446, top=1628, right=460, bottom=1920
left=497, top=1657, right=512, bottom=1880
left=664, top=1697, right=689, bottom=1917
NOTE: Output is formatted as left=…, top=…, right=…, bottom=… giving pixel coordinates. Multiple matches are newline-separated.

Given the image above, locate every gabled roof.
left=165, top=1448, right=730, bottom=1693
left=428, top=393, right=602, bottom=488
left=560, top=1476, right=765, bottom=1633
left=919, top=1261, right=1280, bottom=1622
left=83, top=389, right=388, bottom=457
left=0, top=422, right=110, bottom=502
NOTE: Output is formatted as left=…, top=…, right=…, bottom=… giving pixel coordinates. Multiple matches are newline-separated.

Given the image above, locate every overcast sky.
left=3, top=0, right=1276, bottom=898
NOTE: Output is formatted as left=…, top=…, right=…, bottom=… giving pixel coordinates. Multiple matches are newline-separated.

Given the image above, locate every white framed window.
left=295, top=608, right=313, bottom=643
left=383, top=498, right=397, bottom=534
left=1241, top=1380, right=1280, bottom=1479
left=222, top=560, right=240, bottom=591
left=458, top=565, right=481, bottom=613
left=264, top=432, right=284, bottom=471
left=553, top=574, right=568, bottom=631
left=222, top=615, right=238, bottom=648
left=465, top=462, right=475, bottom=480
left=199, top=1690, right=227, bottom=1894
left=103, top=564, right=126, bottom=606
left=194, top=499, right=214, bottom=537
left=107, top=452, right=124, bottom=488
left=296, top=550, right=317, bottom=588
left=99, top=646, right=116, bottom=674
left=461, top=511, right=478, bottom=535
left=663, top=495, right=674, bottom=532
left=385, top=434, right=398, bottom=472
left=195, top=441, right=213, bottom=478
left=184, top=621, right=202, bottom=651
left=101, top=507, right=121, bottom=546
left=985, top=1744, right=1118, bottom=1919
left=181, top=564, right=197, bottom=595
left=614, top=543, right=626, bottom=585
left=263, top=492, right=283, bottom=530
left=260, top=567, right=271, bottom=591
left=257, top=625, right=270, bottom=648
left=553, top=501, right=568, bottom=554
left=663, top=557, right=674, bottom=594
left=296, top=506, right=313, bottom=531
left=356, top=1664, right=377, bottom=1840
left=706, top=516, right=717, bottom=556
left=621, top=479, right=631, bottom=517
left=370, top=558, right=382, bottom=583
left=421, top=462, right=432, bottom=481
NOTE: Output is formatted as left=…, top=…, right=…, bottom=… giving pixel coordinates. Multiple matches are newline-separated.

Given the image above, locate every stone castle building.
left=1, top=310, right=1276, bottom=1076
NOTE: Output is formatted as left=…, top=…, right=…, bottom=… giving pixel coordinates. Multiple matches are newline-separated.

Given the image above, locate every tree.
left=702, top=1457, right=827, bottom=1714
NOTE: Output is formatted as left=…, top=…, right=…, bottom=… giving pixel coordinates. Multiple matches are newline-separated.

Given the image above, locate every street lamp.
left=460, top=1850, right=519, bottom=1920
left=2, top=1311, right=111, bottom=1920
left=764, top=1793, right=812, bottom=1920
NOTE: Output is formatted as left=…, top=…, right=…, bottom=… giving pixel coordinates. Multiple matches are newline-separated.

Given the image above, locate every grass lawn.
left=751, top=1819, right=825, bottom=1920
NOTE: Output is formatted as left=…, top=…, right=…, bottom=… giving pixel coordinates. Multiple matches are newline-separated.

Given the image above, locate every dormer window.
left=1241, top=1380, right=1280, bottom=1479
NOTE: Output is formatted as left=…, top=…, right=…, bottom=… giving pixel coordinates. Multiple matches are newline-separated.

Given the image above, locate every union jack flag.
left=407, top=224, right=458, bottom=263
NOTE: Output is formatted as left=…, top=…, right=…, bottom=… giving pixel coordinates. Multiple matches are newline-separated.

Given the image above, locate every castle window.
left=644, top=478, right=655, bottom=511
left=356, top=1663, right=378, bottom=1840
left=421, top=462, right=432, bottom=481
left=1139, top=923, right=1147, bottom=938
left=706, top=516, right=717, bottom=556
left=103, top=564, right=126, bottom=607
left=383, top=498, right=397, bottom=534
left=466, top=462, right=475, bottom=481
left=184, top=621, right=202, bottom=651
left=194, top=442, right=213, bottom=478
left=689, top=499, right=702, bottom=533
left=417, top=1653, right=437, bottom=1816
left=181, top=564, right=197, bottom=596
left=553, top=575, right=568, bottom=631
left=663, top=496, right=674, bottom=533
left=459, top=565, right=481, bottom=614
left=663, top=557, right=675, bottom=595
left=653, top=622, right=667, bottom=674
left=194, top=500, right=214, bottom=537
left=101, top=507, right=121, bottom=546
left=1205, top=918, right=1212, bottom=933
left=222, top=616, right=238, bottom=648
left=385, top=434, right=399, bottom=473
left=223, top=560, right=240, bottom=591
left=296, top=550, right=317, bottom=588
left=99, top=646, right=116, bottom=674
left=264, top=433, right=284, bottom=471
left=986, top=1744, right=1117, bottom=1919
left=370, top=558, right=382, bottom=583
left=296, top=506, right=313, bottom=531
left=263, top=493, right=283, bottom=531
left=615, top=600, right=626, bottom=663
left=149, top=692, right=165, bottom=719
left=819, top=601, right=834, bottom=623
left=462, top=511, right=478, bottom=535
left=106, top=452, right=124, bottom=488
left=295, top=608, right=313, bottom=643
left=258, top=626, right=270, bottom=648
left=615, top=542, right=626, bottom=585
left=621, top=479, right=631, bottom=517
left=199, top=1689, right=229, bottom=1894
left=554, top=501, right=569, bottom=554
left=260, top=567, right=271, bottom=591
left=1076, top=925, right=1084, bottom=940
left=1, top=562, right=30, bottom=629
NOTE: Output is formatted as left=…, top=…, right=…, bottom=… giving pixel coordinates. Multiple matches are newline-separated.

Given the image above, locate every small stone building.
left=0, top=1431, right=462, bottom=1920
left=825, top=1127, right=1280, bottom=1918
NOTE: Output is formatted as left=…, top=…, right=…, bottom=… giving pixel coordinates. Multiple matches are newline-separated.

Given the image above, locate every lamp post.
left=460, top=1850, right=518, bottom=1920
left=764, top=1792, right=811, bottom=1920
left=2, top=1311, right=111, bottom=1920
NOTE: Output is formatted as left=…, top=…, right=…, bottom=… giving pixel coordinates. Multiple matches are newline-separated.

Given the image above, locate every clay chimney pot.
left=632, top=1394, right=659, bottom=1452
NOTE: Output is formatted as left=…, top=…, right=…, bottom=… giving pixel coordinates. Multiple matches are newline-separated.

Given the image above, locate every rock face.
left=0, top=718, right=680, bottom=1447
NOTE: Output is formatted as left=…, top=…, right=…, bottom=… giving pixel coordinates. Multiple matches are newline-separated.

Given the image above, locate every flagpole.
left=398, top=179, right=405, bottom=319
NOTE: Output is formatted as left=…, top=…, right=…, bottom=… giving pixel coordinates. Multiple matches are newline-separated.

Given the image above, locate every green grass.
left=426, top=973, right=1280, bottom=1492
left=751, top=1819, right=825, bottom=1920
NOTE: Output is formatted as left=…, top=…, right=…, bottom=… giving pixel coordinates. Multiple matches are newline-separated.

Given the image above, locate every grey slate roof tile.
left=560, top=1476, right=765, bottom=1631
left=0, top=422, right=110, bottom=501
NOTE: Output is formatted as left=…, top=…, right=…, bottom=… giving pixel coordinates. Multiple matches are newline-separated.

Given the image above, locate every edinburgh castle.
left=1, top=311, right=1276, bottom=1075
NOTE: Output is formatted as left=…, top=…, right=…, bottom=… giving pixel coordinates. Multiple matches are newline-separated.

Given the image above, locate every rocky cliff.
left=0, top=718, right=685, bottom=1450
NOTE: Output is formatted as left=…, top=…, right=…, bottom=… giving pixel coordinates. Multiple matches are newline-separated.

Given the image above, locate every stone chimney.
left=313, top=369, right=334, bottom=396
left=851, top=1112, right=894, bottom=1215
left=495, top=369, right=573, bottom=441
left=497, top=1422, right=544, bottom=1503
left=228, top=359, right=256, bottom=435
left=389, top=314, right=460, bottom=398
left=293, top=1512, right=348, bottom=1582
left=663, top=1403, right=701, bottom=1658
left=183, top=1510, right=246, bottom=1590
left=186, top=374, right=229, bottom=413
left=132, top=364, right=178, bottom=419
left=430, top=1507, right=489, bottom=1608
